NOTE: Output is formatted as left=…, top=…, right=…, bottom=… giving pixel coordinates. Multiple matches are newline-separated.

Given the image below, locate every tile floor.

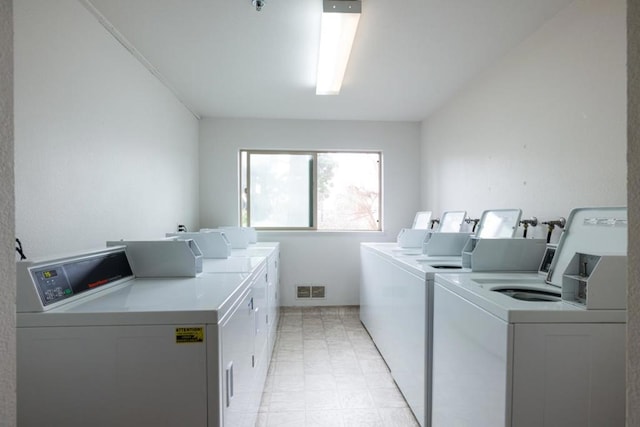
left=257, top=306, right=420, bottom=427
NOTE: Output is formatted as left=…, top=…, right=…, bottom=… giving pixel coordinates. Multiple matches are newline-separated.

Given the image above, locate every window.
left=240, top=150, right=381, bottom=231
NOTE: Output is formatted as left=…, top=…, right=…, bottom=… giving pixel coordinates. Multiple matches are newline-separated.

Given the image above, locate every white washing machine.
left=431, top=207, right=628, bottom=427
left=360, top=209, right=547, bottom=427
left=16, top=245, right=267, bottom=427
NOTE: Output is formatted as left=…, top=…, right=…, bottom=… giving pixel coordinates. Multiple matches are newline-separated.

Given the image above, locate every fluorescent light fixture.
left=316, top=0, right=361, bottom=95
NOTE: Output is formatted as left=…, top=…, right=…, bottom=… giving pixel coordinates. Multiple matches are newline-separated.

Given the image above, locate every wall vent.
left=297, top=285, right=311, bottom=299
left=296, top=285, right=326, bottom=299
left=311, top=285, right=326, bottom=299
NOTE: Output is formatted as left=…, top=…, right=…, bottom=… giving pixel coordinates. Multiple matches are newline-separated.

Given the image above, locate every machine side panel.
left=18, top=325, right=208, bottom=427
left=432, top=284, right=509, bottom=427
left=360, top=245, right=426, bottom=425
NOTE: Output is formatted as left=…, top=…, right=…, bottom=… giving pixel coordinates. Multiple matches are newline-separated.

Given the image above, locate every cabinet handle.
left=226, top=362, right=234, bottom=407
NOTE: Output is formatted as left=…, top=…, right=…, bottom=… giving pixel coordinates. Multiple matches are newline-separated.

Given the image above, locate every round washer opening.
left=493, top=288, right=561, bottom=302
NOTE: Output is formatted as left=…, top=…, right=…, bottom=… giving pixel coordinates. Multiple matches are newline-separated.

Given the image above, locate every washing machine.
left=16, top=243, right=268, bottom=427
left=431, top=207, right=627, bottom=427
left=360, top=209, right=549, bottom=426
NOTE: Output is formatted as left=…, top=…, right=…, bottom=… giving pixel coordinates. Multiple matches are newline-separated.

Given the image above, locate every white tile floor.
left=257, top=306, right=420, bottom=427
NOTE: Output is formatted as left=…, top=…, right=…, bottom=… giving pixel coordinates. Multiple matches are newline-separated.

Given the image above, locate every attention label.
left=175, top=327, right=204, bottom=344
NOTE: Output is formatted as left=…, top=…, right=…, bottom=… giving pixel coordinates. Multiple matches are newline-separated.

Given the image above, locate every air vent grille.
left=296, top=285, right=326, bottom=299
left=311, top=286, right=325, bottom=298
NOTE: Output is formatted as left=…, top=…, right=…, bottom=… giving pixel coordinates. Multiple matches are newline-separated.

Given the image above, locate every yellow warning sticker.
left=175, top=327, right=204, bottom=344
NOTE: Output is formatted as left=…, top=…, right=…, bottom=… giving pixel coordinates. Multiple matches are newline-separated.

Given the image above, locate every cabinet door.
left=221, top=289, right=255, bottom=427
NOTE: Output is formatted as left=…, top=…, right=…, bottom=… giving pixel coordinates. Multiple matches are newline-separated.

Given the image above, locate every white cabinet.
left=221, top=287, right=256, bottom=427
left=360, top=244, right=426, bottom=426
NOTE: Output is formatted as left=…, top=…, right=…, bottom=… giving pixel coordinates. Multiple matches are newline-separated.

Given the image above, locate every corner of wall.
left=627, top=0, right=640, bottom=423
left=0, top=0, right=16, bottom=423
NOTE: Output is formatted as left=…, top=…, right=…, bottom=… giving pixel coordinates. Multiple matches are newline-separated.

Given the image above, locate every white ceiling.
left=85, top=0, right=574, bottom=122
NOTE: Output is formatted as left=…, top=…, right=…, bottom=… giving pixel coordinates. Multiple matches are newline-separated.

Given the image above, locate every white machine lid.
left=361, top=242, right=464, bottom=279
left=547, top=206, right=627, bottom=287
left=412, top=211, right=432, bottom=229
left=438, top=210, right=467, bottom=232
left=202, top=256, right=265, bottom=273
left=435, top=272, right=626, bottom=323
left=475, top=209, right=522, bottom=238
left=17, top=272, right=251, bottom=327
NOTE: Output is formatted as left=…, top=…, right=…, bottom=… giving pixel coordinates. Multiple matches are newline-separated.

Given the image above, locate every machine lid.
left=412, top=211, right=432, bottom=229
left=475, top=209, right=522, bottom=238
left=546, top=206, right=627, bottom=287
left=437, top=210, right=467, bottom=232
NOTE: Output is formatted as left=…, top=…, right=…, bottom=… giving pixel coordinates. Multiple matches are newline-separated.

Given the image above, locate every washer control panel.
left=30, top=251, right=133, bottom=306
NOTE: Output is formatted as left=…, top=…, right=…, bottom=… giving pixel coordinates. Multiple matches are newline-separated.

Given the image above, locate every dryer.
left=16, top=245, right=268, bottom=427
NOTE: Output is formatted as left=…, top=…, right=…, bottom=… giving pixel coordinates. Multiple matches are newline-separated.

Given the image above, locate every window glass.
left=248, top=153, right=313, bottom=228
left=317, top=152, right=380, bottom=230
left=240, top=150, right=381, bottom=231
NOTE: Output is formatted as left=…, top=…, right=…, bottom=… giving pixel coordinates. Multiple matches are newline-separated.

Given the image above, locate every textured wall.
left=421, top=0, right=626, bottom=223
left=628, top=0, right=640, bottom=424
left=14, top=0, right=199, bottom=258
left=0, top=0, right=16, bottom=424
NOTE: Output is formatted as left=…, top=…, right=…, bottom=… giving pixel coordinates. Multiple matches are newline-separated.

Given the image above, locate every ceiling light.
left=316, top=0, right=361, bottom=95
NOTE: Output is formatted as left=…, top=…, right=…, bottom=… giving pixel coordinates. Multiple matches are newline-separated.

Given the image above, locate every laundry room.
left=1, top=0, right=640, bottom=426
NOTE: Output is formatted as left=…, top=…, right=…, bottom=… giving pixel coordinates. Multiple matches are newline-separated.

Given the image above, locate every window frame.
left=239, top=149, right=382, bottom=232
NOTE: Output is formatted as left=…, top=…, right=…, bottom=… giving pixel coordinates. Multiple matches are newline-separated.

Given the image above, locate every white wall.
left=628, top=0, right=640, bottom=423
left=13, top=0, right=200, bottom=258
left=200, top=118, right=421, bottom=306
left=420, top=0, right=626, bottom=234
left=0, top=0, right=15, bottom=423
